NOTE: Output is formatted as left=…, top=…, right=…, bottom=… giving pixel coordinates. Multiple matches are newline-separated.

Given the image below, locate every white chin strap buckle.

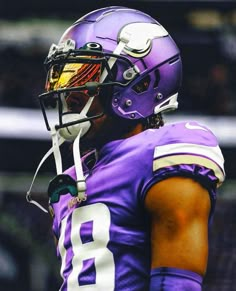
left=59, top=95, right=94, bottom=141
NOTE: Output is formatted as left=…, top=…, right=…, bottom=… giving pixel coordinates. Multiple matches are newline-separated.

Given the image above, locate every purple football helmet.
left=39, top=6, right=182, bottom=140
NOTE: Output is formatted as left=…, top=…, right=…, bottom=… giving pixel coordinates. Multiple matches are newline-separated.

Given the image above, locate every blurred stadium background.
left=0, top=0, right=235, bottom=290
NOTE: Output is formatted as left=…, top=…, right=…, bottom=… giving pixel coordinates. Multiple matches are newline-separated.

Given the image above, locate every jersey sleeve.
left=142, top=121, right=225, bottom=203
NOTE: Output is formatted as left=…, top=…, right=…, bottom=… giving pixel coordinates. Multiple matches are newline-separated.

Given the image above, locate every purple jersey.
left=50, top=121, right=225, bottom=291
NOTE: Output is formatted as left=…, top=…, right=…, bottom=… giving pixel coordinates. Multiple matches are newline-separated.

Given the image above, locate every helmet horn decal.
left=119, top=22, right=169, bottom=58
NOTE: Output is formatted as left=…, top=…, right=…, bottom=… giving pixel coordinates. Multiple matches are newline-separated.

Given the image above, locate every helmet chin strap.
left=26, top=106, right=90, bottom=214
left=73, top=129, right=87, bottom=201
left=26, top=96, right=94, bottom=213
left=26, top=129, right=65, bottom=213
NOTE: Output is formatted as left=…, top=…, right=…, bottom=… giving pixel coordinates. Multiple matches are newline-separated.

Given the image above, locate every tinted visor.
left=44, top=56, right=102, bottom=111
left=45, top=57, right=102, bottom=94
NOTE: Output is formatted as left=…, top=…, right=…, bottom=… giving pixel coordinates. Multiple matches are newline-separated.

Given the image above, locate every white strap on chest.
left=73, top=130, right=87, bottom=201
left=26, top=127, right=65, bottom=213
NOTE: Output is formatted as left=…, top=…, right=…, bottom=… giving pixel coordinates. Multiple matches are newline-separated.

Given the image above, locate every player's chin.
left=81, top=121, right=102, bottom=148
left=81, top=118, right=107, bottom=149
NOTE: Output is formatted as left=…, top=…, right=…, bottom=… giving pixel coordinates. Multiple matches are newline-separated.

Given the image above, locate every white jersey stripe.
left=154, top=143, right=225, bottom=174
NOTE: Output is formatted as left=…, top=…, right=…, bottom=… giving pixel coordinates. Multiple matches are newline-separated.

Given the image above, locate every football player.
left=28, top=6, right=225, bottom=290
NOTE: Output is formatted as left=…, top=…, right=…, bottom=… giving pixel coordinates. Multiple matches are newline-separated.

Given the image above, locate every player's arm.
left=145, top=176, right=211, bottom=290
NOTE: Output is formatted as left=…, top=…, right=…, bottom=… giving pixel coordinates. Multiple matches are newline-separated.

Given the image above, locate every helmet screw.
left=156, top=93, right=163, bottom=100
left=123, top=68, right=137, bottom=80
left=125, top=99, right=132, bottom=107
left=130, top=113, right=135, bottom=118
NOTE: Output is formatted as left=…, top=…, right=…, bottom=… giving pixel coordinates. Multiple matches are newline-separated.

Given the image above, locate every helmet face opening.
left=44, top=44, right=104, bottom=111
left=39, top=43, right=139, bottom=132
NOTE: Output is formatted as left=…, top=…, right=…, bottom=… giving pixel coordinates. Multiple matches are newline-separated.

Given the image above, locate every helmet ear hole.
left=132, top=75, right=151, bottom=93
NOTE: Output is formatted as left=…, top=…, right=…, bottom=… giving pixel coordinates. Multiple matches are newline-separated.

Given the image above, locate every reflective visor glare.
left=45, top=58, right=102, bottom=92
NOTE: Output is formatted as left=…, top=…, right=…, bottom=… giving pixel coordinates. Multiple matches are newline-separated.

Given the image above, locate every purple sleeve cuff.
left=154, top=164, right=218, bottom=194
left=142, top=164, right=217, bottom=223
left=150, top=267, right=203, bottom=290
